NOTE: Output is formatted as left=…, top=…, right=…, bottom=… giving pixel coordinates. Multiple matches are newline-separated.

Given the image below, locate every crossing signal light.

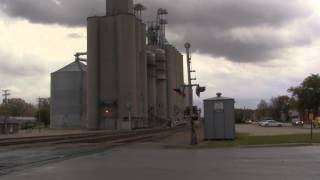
left=196, top=86, right=206, bottom=97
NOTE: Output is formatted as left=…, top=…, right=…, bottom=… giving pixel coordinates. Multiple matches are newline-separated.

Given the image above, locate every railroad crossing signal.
left=196, top=86, right=206, bottom=97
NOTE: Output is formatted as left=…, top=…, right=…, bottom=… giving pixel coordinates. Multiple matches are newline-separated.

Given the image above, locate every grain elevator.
left=86, top=0, right=185, bottom=130
left=51, top=0, right=186, bottom=130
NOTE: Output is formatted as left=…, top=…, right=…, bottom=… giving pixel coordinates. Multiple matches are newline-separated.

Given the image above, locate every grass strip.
left=186, top=133, right=320, bottom=149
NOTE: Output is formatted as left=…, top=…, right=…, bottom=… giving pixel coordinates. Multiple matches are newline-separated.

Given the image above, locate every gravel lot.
left=236, top=124, right=320, bottom=136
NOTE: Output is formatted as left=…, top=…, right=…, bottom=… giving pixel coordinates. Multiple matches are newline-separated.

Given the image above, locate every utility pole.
left=185, top=42, right=195, bottom=108
left=37, top=97, right=44, bottom=132
left=2, top=90, right=10, bottom=104
left=2, top=89, right=10, bottom=134
left=309, top=109, right=313, bottom=141
left=185, top=43, right=198, bottom=145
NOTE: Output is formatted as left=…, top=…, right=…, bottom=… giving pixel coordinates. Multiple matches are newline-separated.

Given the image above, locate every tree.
left=0, top=98, right=36, bottom=117
left=235, top=108, right=255, bottom=123
left=288, top=74, right=320, bottom=115
left=255, top=99, right=270, bottom=120
left=269, top=96, right=290, bottom=121
left=36, top=98, right=50, bottom=127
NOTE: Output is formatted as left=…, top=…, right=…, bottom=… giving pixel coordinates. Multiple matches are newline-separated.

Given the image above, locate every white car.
left=259, top=120, right=283, bottom=127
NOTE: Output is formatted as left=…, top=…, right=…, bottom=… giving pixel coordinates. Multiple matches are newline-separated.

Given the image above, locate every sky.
left=0, top=0, right=320, bottom=109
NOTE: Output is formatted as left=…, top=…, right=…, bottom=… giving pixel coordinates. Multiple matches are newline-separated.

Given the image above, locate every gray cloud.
left=0, top=51, right=47, bottom=77
left=1, top=0, right=308, bottom=28
left=0, top=0, right=104, bottom=26
left=144, top=0, right=314, bottom=62
left=0, top=51, right=49, bottom=103
left=169, top=25, right=313, bottom=62
left=141, top=0, right=309, bottom=28
left=0, top=0, right=315, bottom=62
left=67, top=33, right=84, bottom=39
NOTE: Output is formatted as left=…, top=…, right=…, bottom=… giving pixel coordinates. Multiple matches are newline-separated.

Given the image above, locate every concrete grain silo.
left=154, top=48, right=168, bottom=124
left=176, top=49, right=185, bottom=119
left=166, top=45, right=185, bottom=126
left=146, top=50, right=157, bottom=126
left=166, top=45, right=177, bottom=125
left=87, top=0, right=146, bottom=130
left=134, top=20, right=148, bottom=129
left=50, top=61, right=87, bottom=129
left=106, top=0, right=134, bottom=15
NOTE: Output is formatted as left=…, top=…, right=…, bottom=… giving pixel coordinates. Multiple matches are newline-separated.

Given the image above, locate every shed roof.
left=204, top=93, right=234, bottom=101
left=204, top=96, right=234, bottom=101
left=53, top=61, right=87, bottom=73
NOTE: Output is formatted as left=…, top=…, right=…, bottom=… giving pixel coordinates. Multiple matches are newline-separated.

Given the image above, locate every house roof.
left=0, top=117, right=36, bottom=124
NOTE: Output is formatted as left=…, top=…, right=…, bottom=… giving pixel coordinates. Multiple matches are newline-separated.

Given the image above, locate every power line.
left=2, top=89, right=10, bottom=104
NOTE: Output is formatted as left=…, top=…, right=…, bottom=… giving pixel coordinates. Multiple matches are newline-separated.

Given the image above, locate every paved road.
left=2, top=143, right=320, bottom=180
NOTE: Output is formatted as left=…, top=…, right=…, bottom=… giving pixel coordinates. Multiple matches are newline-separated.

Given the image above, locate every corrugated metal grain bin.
left=50, top=61, right=87, bottom=129
left=203, top=93, right=235, bottom=140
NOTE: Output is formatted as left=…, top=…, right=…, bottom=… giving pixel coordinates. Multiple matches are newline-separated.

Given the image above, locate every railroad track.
left=0, top=126, right=188, bottom=176
left=0, top=127, right=185, bottom=147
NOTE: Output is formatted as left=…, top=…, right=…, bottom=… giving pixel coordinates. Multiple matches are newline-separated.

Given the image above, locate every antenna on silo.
left=134, top=3, right=146, bottom=19
left=74, top=52, right=87, bottom=62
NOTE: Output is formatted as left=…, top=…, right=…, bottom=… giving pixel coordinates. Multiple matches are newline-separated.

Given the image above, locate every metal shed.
left=50, top=61, right=87, bottom=129
left=203, top=93, right=235, bottom=140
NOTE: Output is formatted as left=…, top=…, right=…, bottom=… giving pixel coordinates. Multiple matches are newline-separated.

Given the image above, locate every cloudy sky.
left=0, top=0, right=319, bottom=109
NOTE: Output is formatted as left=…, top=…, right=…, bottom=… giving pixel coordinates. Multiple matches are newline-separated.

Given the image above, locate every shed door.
left=213, top=102, right=225, bottom=139
left=214, top=111, right=225, bottom=139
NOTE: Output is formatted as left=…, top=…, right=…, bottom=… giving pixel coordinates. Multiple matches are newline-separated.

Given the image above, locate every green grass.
left=189, top=133, right=320, bottom=149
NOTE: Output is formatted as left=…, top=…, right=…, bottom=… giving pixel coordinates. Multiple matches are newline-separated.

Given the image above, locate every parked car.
left=292, top=120, right=304, bottom=127
left=259, top=120, right=283, bottom=127
left=245, top=120, right=253, bottom=124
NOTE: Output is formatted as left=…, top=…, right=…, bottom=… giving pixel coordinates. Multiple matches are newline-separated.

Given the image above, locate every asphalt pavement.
left=2, top=142, right=320, bottom=180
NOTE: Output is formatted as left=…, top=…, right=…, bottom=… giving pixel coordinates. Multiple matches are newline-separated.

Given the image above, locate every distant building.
left=0, top=116, right=36, bottom=123
left=0, top=116, right=36, bottom=134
